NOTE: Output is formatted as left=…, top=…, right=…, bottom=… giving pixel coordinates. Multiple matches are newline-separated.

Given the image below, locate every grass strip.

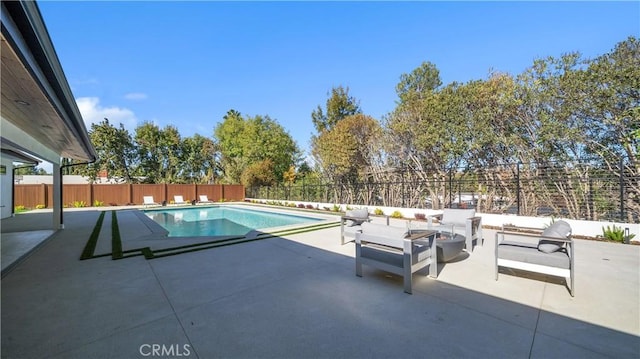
left=151, top=236, right=264, bottom=259
left=111, top=211, right=123, bottom=260
left=152, top=235, right=246, bottom=254
left=80, top=211, right=106, bottom=260
left=141, top=247, right=154, bottom=259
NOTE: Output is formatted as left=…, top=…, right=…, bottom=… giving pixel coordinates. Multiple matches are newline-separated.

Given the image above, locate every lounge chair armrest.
left=341, top=215, right=368, bottom=222
left=501, top=224, right=544, bottom=233
left=497, top=230, right=573, bottom=243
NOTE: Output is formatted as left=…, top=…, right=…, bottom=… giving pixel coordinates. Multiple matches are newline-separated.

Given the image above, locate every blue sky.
left=38, top=1, right=639, bottom=158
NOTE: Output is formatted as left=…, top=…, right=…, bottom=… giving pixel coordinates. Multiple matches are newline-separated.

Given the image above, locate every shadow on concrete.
left=1, top=210, right=638, bottom=358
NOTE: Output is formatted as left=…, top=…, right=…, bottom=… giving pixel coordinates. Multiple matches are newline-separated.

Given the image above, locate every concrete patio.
left=1, top=208, right=639, bottom=358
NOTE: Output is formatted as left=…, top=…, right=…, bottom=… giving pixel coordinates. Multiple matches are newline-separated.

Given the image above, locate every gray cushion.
left=499, top=240, right=570, bottom=269
left=345, top=208, right=369, bottom=226
left=361, top=222, right=407, bottom=238
left=538, top=220, right=572, bottom=253
left=542, top=220, right=572, bottom=238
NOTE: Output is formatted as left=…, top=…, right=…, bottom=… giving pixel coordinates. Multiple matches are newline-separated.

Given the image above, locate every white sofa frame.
left=428, top=208, right=483, bottom=252
left=355, top=223, right=437, bottom=294
left=340, top=209, right=371, bottom=245
left=495, top=224, right=574, bottom=296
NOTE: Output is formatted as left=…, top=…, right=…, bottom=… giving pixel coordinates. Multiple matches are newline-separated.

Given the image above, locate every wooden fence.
left=14, top=184, right=245, bottom=208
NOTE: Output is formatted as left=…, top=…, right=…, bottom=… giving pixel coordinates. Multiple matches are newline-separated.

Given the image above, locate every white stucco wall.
left=1, top=158, right=14, bottom=219
left=248, top=198, right=640, bottom=242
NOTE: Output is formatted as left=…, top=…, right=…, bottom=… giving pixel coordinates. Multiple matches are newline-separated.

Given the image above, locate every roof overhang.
left=1, top=148, right=40, bottom=165
left=1, top=0, right=96, bottom=163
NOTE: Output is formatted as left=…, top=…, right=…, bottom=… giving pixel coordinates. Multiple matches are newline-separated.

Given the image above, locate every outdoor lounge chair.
left=198, top=195, right=214, bottom=204
left=355, top=222, right=438, bottom=294
left=173, top=195, right=188, bottom=205
left=143, top=196, right=160, bottom=208
left=495, top=220, right=574, bottom=296
left=426, top=208, right=483, bottom=252
left=340, top=207, right=371, bottom=245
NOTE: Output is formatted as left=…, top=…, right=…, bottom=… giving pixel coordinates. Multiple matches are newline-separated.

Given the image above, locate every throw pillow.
left=538, top=220, right=572, bottom=253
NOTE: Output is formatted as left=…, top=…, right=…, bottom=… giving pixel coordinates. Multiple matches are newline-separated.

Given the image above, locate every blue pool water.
left=144, top=206, right=321, bottom=237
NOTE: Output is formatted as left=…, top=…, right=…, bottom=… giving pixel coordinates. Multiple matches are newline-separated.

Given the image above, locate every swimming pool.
left=144, top=206, right=322, bottom=237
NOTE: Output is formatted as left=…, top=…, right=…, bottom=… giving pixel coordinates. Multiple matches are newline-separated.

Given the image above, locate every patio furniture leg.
left=494, top=232, right=499, bottom=281
left=570, top=242, right=575, bottom=297
left=429, top=235, right=438, bottom=278
left=355, top=244, right=363, bottom=277
left=403, top=251, right=412, bottom=294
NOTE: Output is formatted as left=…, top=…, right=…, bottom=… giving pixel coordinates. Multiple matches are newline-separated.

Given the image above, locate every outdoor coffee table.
left=435, top=231, right=466, bottom=262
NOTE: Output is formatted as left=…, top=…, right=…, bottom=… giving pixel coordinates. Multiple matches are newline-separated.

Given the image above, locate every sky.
left=37, top=1, right=639, bottom=161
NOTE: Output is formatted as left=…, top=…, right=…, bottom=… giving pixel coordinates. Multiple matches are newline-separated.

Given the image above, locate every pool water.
left=144, top=206, right=321, bottom=237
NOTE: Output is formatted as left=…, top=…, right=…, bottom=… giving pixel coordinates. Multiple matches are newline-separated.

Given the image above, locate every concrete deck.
left=1, top=208, right=639, bottom=358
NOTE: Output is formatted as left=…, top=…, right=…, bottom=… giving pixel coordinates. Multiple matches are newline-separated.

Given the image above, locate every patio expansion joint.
left=146, top=260, right=201, bottom=359
left=528, top=288, right=545, bottom=359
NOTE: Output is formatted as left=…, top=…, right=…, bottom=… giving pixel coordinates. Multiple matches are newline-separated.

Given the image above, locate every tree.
left=313, top=114, right=382, bottom=183
left=578, top=36, right=640, bottom=220
left=240, top=159, right=276, bottom=188
left=395, top=61, right=442, bottom=103
left=283, top=165, right=296, bottom=185
left=214, top=110, right=247, bottom=184
left=134, top=122, right=182, bottom=183
left=580, top=36, right=639, bottom=165
left=243, top=115, right=300, bottom=182
left=180, top=134, right=218, bottom=183
left=312, top=113, right=382, bottom=204
left=80, top=118, right=136, bottom=182
left=214, top=110, right=300, bottom=185
left=14, top=166, right=48, bottom=175
left=311, top=85, right=362, bottom=133
left=158, top=125, right=182, bottom=183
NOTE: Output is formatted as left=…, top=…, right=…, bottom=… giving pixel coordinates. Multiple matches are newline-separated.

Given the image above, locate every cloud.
left=76, top=97, right=138, bottom=131
left=124, top=92, right=148, bottom=101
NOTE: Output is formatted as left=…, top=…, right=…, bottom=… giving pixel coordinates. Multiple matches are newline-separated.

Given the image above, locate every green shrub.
left=14, top=205, right=27, bottom=213
left=390, top=210, right=403, bottom=219
left=374, top=208, right=384, bottom=216
left=602, top=225, right=635, bottom=243
left=35, top=204, right=46, bottom=209
left=93, top=200, right=104, bottom=207
left=332, top=204, right=341, bottom=212
left=73, top=201, right=87, bottom=208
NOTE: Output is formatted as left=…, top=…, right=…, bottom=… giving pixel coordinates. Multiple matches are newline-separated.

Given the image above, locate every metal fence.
left=247, top=158, right=639, bottom=223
